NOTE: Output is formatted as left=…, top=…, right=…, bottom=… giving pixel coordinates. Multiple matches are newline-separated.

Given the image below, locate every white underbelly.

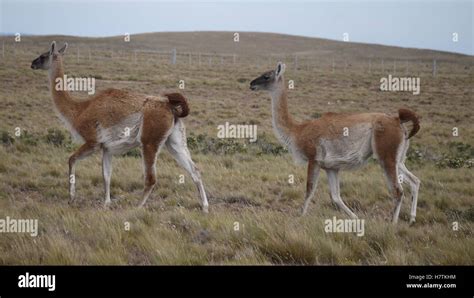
left=97, top=113, right=143, bottom=154
left=316, top=123, right=373, bottom=170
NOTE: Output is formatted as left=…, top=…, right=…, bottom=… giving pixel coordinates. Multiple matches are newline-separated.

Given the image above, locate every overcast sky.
left=1, top=0, right=472, bottom=55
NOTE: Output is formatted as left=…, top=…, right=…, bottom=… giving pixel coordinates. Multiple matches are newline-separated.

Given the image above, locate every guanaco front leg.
left=68, top=142, right=98, bottom=203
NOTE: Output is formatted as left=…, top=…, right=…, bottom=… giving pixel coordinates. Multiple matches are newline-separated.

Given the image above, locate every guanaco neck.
left=48, top=56, right=80, bottom=122
left=270, top=77, right=298, bottom=146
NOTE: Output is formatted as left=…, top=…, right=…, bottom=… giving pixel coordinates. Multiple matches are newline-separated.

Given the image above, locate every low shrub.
left=45, top=128, right=67, bottom=147
left=0, top=131, right=15, bottom=146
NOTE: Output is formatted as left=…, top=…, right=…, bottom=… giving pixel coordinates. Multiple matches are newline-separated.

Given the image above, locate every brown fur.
left=398, top=108, right=420, bottom=139
left=295, top=112, right=386, bottom=161
left=289, top=97, right=413, bottom=209
left=32, top=42, right=204, bottom=212
left=165, top=92, right=190, bottom=118
left=250, top=63, right=421, bottom=223
left=49, top=55, right=181, bottom=142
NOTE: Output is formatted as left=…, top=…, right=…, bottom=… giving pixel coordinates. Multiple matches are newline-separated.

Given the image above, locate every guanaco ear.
left=50, top=41, right=56, bottom=55
left=58, top=42, right=68, bottom=55
left=275, top=62, right=286, bottom=79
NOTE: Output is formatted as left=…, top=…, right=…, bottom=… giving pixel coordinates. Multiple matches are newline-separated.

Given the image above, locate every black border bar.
left=0, top=265, right=472, bottom=297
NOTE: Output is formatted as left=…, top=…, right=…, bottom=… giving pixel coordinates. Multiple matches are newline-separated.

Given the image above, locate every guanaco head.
left=31, top=41, right=68, bottom=70
left=249, top=62, right=286, bottom=91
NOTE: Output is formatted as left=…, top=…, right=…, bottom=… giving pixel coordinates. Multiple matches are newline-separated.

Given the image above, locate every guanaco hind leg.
left=138, top=142, right=161, bottom=208
left=301, top=160, right=320, bottom=216
left=102, top=148, right=113, bottom=208
left=165, top=120, right=209, bottom=213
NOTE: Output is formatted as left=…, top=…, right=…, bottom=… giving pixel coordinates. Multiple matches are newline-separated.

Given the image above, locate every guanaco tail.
left=31, top=41, right=209, bottom=212
left=250, top=62, right=420, bottom=224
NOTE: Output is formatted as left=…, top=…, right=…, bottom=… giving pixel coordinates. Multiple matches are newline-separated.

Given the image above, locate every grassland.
left=0, top=32, right=472, bottom=264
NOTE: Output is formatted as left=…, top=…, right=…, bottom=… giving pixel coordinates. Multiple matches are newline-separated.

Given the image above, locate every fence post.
left=432, top=59, right=437, bottom=77
left=332, top=59, right=335, bottom=73
left=294, top=54, right=298, bottom=71
left=171, top=48, right=177, bottom=65
left=381, top=59, right=384, bottom=73
left=368, top=59, right=371, bottom=73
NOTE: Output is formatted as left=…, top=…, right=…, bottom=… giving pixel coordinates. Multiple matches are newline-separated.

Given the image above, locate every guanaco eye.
left=264, top=75, right=270, bottom=80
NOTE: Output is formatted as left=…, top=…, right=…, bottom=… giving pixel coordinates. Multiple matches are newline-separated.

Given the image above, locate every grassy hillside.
left=0, top=32, right=472, bottom=264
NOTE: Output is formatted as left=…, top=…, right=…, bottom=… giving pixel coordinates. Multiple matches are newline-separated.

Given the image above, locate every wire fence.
left=1, top=40, right=470, bottom=77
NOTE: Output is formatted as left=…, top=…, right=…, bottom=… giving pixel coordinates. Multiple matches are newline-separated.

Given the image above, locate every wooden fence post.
left=171, top=48, right=177, bottom=64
